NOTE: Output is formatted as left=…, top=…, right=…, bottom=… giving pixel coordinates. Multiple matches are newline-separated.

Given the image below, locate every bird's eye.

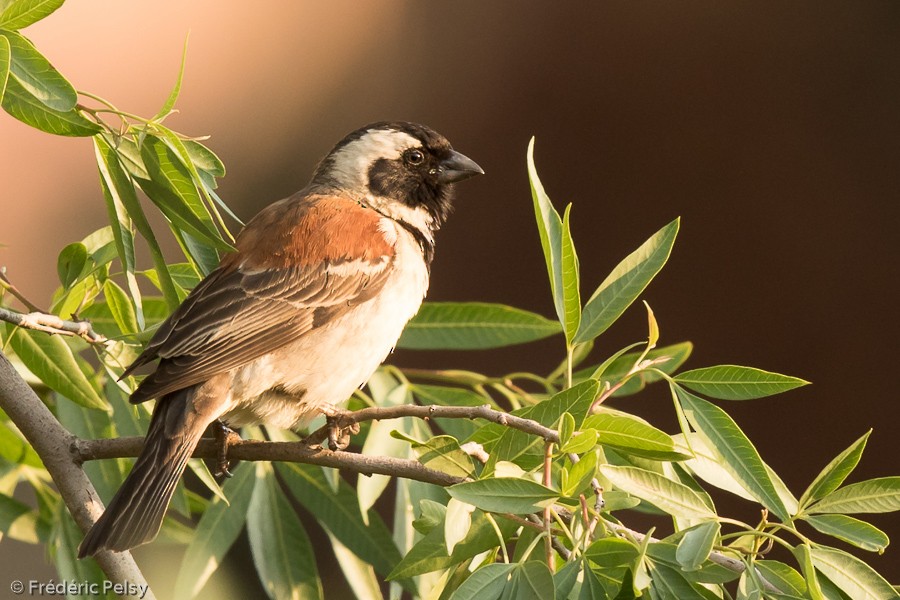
left=405, top=149, right=425, bottom=165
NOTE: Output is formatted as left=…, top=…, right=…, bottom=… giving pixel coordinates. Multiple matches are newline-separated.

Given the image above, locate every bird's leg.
left=213, top=420, right=241, bottom=478
left=320, top=406, right=361, bottom=451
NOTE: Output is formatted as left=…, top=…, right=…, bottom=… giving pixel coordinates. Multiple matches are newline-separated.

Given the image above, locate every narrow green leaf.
left=0, top=29, right=74, bottom=109
left=102, top=279, right=138, bottom=334
left=584, top=412, right=687, bottom=461
left=676, top=521, right=720, bottom=571
left=800, top=430, right=871, bottom=508
left=0, top=0, right=64, bottom=30
left=560, top=429, right=598, bottom=455
left=793, top=544, right=826, bottom=600
left=93, top=137, right=147, bottom=327
left=450, top=563, right=515, bottom=600
left=560, top=203, right=581, bottom=343
left=674, top=365, right=809, bottom=400
left=810, top=545, right=899, bottom=600
left=184, top=139, right=226, bottom=177
left=675, top=386, right=790, bottom=520
left=173, top=462, right=254, bottom=600
left=7, top=327, right=107, bottom=410
left=247, top=463, right=323, bottom=600
left=398, top=302, right=561, bottom=350
left=808, top=477, right=900, bottom=515
left=399, top=433, right=475, bottom=478
left=575, top=218, right=679, bottom=343
left=580, top=341, right=693, bottom=393
left=804, top=514, right=889, bottom=553
left=558, top=412, right=575, bottom=448
left=447, top=478, right=558, bottom=514
left=0, top=35, right=10, bottom=104
left=154, top=33, right=188, bottom=120
left=599, top=465, right=715, bottom=520
left=277, top=462, right=401, bottom=579
left=755, top=561, right=807, bottom=597
left=136, top=135, right=231, bottom=252
left=1, top=75, right=98, bottom=136
left=526, top=137, right=566, bottom=330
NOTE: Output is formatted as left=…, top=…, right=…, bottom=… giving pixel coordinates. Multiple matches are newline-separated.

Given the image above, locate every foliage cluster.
left=1, top=3, right=898, bottom=599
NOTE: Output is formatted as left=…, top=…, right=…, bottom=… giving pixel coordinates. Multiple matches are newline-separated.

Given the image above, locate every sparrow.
left=78, top=121, right=483, bottom=557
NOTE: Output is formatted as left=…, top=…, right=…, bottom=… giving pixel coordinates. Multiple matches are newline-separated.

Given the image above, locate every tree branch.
left=0, top=351, right=152, bottom=598
left=0, top=308, right=108, bottom=344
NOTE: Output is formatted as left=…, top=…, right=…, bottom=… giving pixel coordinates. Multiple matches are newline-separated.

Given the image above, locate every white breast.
left=223, top=218, right=429, bottom=429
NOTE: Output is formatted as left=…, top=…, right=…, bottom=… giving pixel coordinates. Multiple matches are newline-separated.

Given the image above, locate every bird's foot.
left=213, top=420, right=241, bottom=478
left=326, top=412, right=361, bottom=451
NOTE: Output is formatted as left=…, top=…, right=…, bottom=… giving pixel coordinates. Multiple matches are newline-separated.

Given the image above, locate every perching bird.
left=78, top=122, right=483, bottom=557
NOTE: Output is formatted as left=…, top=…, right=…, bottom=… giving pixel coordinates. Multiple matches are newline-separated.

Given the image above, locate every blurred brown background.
left=1, top=0, right=898, bottom=594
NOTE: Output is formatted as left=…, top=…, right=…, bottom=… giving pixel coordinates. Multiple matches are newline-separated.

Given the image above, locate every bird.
left=77, top=121, right=483, bottom=557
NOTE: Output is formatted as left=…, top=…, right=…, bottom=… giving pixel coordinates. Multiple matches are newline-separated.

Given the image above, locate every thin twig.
left=0, top=308, right=108, bottom=344
left=0, top=270, right=44, bottom=313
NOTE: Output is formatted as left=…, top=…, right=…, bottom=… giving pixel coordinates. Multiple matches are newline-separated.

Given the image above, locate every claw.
left=324, top=411, right=361, bottom=451
left=213, top=420, right=240, bottom=478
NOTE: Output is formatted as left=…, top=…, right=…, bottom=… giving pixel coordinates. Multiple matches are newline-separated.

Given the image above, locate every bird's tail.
left=78, top=387, right=207, bottom=557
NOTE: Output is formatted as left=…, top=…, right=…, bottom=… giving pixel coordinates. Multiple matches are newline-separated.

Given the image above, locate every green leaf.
left=184, top=139, right=226, bottom=177
left=585, top=537, right=639, bottom=568
left=559, top=203, right=581, bottom=343
left=7, top=327, right=107, bottom=410
left=397, top=433, right=475, bottom=478
left=0, top=420, right=42, bottom=467
left=102, top=279, right=138, bottom=335
left=755, top=561, right=807, bottom=596
left=173, top=462, right=254, bottom=600
left=0, top=30, right=74, bottom=110
left=564, top=450, right=598, bottom=497
left=674, top=365, right=809, bottom=400
left=276, top=462, right=401, bottom=579
left=584, top=412, right=687, bottom=461
left=1, top=75, right=98, bottom=135
left=560, top=428, right=598, bottom=455
left=93, top=137, right=150, bottom=325
left=447, top=478, right=558, bottom=514
left=136, top=135, right=231, bottom=252
left=793, top=544, right=826, bottom=600
left=599, top=465, right=716, bottom=520
left=247, top=463, right=323, bottom=600
left=803, top=514, right=889, bottom=553
left=676, top=521, right=720, bottom=571
left=800, top=430, right=870, bottom=508
left=809, top=546, right=899, bottom=600
left=558, top=411, right=575, bottom=448
left=56, top=242, right=88, bottom=288
left=154, top=33, right=188, bottom=120
left=648, top=563, right=715, bottom=600
left=398, top=302, right=561, bottom=350
left=575, top=218, right=679, bottom=343
left=0, top=35, right=9, bottom=106
left=483, top=379, right=599, bottom=473
left=502, top=562, right=555, bottom=600
left=526, top=137, right=566, bottom=331
left=444, top=497, right=475, bottom=555
left=675, top=386, right=790, bottom=520
left=808, top=477, right=900, bottom=515
left=0, top=0, right=64, bottom=30
left=451, top=563, right=515, bottom=600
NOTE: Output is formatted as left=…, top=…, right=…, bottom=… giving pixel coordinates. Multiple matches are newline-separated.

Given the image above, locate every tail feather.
left=78, top=388, right=206, bottom=557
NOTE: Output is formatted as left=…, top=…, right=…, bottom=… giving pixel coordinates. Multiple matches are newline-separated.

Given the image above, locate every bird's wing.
left=125, top=195, right=397, bottom=403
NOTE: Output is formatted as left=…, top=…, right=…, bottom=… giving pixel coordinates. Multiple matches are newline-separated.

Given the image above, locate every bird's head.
left=312, top=122, right=483, bottom=234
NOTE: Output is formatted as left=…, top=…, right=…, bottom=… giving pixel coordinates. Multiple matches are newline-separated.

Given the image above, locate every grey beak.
left=437, top=150, right=484, bottom=184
